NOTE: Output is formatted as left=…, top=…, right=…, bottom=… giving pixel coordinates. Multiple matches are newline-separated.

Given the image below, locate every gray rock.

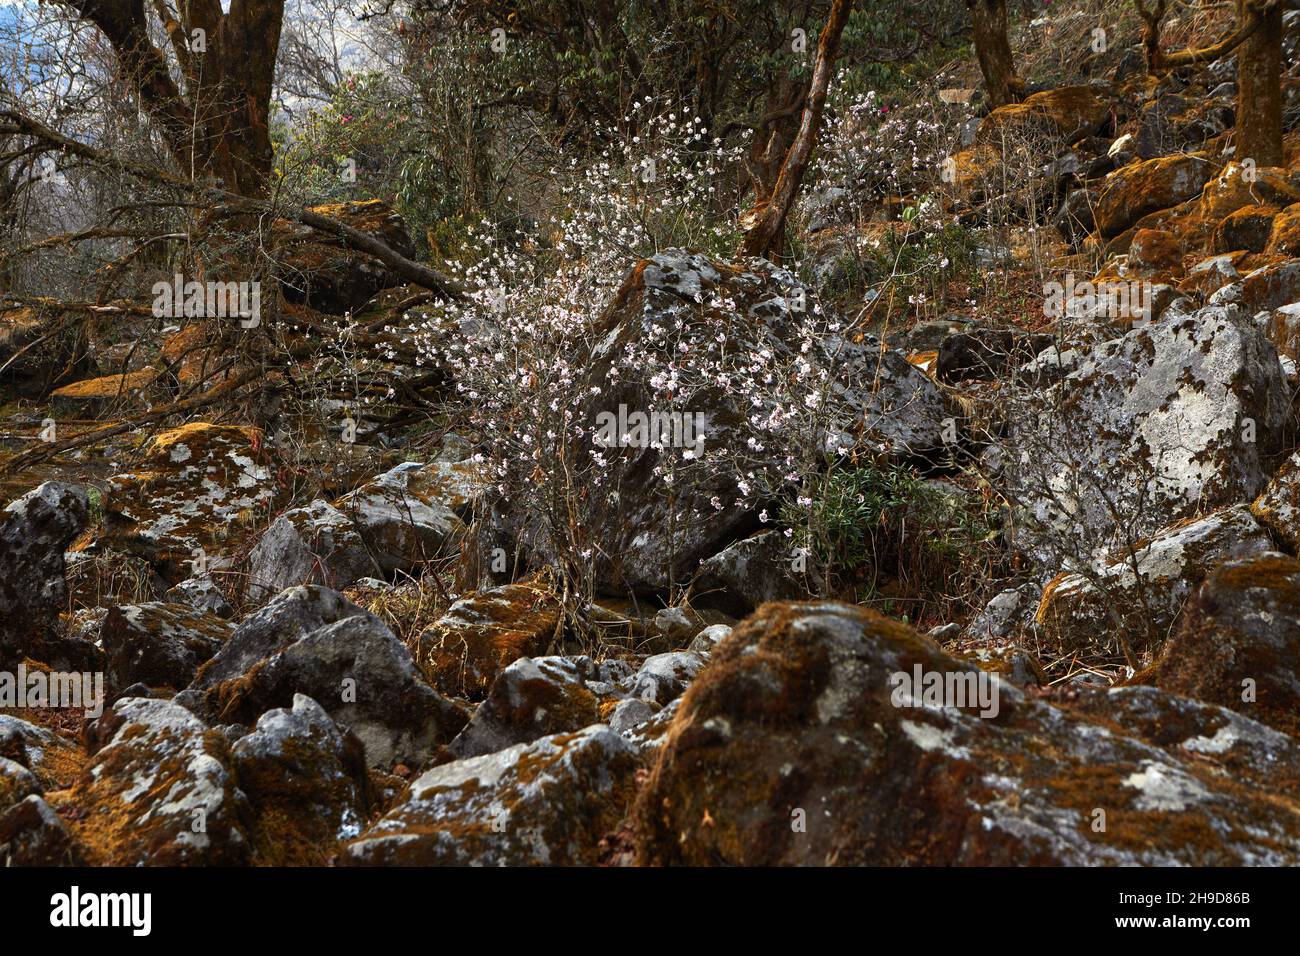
left=688, top=623, right=733, bottom=654
left=448, top=655, right=608, bottom=759
left=183, top=591, right=466, bottom=769
left=621, top=651, right=706, bottom=705
left=693, top=531, right=807, bottom=616
left=334, top=463, right=466, bottom=574
left=0, top=481, right=93, bottom=669
left=343, top=725, right=639, bottom=866
left=246, top=500, right=378, bottom=604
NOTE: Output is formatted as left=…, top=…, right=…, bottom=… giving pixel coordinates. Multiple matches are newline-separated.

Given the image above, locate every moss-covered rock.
left=232, top=694, right=372, bottom=865
left=1094, top=155, right=1212, bottom=239
left=1253, top=452, right=1300, bottom=548
left=633, top=601, right=1300, bottom=865
left=66, top=697, right=253, bottom=865
left=1143, top=553, right=1300, bottom=736
left=101, top=601, right=232, bottom=692
left=422, top=580, right=561, bottom=700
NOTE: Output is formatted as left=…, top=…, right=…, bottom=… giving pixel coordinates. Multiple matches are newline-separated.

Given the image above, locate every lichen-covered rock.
left=1005, top=307, right=1290, bottom=565
left=619, top=697, right=681, bottom=755
left=1094, top=155, right=1212, bottom=239
left=101, top=601, right=233, bottom=692
left=1035, top=506, right=1271, bottom=660
left=1251, top=451, right=1300, bottom=549
left=342, top=725, right=638, bottom=866
left=633, top=601, right=1300, bottom=865
left=68, top=697, right=252, bottom=865
left=180, top=587, right=465, bottom=769
left=0, top=481, right=92, bottom=669
left=0, top=756, right=40, bottom=813
left=447, top=655, right=614, bottom=759
left=103, top=423, right=278, bottom=582
left=335, top=462, right=466, bottom=575
left=246, top=499, right=378, bottom=604
left=164, top=575, right=234, bottom=619
left=691, top=531, right=808, bottom=616
left=421, top=581, right=561, bottom=699
left=0, top=795, right=80, bottom=865
left=231, top=694, right=371, bottom=864
left=620, top=651, right=705, bottom=705
left=1144, top=553, right=1300, bottom=736
left=0, top=715, right=81, bottom=789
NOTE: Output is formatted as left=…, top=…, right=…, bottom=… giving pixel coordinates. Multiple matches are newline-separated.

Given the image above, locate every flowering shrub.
left=407, top=100, right=911, bottom=599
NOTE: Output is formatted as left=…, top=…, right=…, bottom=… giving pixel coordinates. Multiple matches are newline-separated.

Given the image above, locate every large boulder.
left=179, top=585, right=466, bottom=768
left=1094, top=154, right=1212, bottom=239
left=103, top=423, right=278, bottom=582
left=978, top=85, right=1112, bottom=146
left=0, top=481, right=93, bottom=669
left=342, top=725, right=639, bottom=866
left=1145, top=553, right=1300, bottom=736
left=566, top=250, right=952, bottom=594
left=633, top=602, right=1300, bottom=865
left=1004, top=307, right=1290, bottom=566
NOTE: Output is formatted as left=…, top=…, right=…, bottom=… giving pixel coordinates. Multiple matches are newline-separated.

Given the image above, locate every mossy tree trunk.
left=1236, top=0, right=1284, bottom=168
left=966, top=0, right=1022, bottom=109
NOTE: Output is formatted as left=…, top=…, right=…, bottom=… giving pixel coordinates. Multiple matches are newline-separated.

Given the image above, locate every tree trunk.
left=967, top=0, right=1022, bottom=109
left=1236, top=0, right=1284, bottom=168
left=67, top=0, right=283, bottom=198
left=737, top=0, right=853, bottom=261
